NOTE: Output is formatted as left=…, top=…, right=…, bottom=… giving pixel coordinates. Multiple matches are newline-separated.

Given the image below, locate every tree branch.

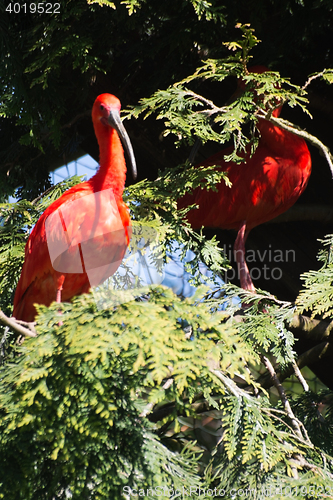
left=184, top=90, right=222, bottom=114
left=0, top=310, right=37, bottom=338
left=232, top=313, right=333, bottom=389
left=292, top=362, right=309, bottom=392
left=288, top=314, right=333, bottom=343
left=140, top=377, right=174, bottom=417
left=259, top=342, right=333, bottom=390
left=257, top=111, right=333, bottom=177
left=261, top=355, right=304, bottom=441
left=302, top=71, right=328, bottom=91
left=266, top=205, right=333, bottom=224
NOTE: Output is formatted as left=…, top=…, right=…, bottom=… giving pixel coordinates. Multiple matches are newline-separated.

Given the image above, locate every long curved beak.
left=108, top=109, right=137, bottom=180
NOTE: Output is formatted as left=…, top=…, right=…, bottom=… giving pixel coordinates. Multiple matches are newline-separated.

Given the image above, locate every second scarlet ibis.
left=178, top=68, right=312, bottom=291
left=13, top=94, right=137, bottom=322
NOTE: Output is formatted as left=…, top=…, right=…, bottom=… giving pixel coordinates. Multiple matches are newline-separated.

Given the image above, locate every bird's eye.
left=100, top=104, right=105, bottom=111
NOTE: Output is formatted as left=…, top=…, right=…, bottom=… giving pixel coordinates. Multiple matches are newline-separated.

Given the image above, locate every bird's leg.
left=56, top=274, right=65, bottom=326
left=56, top=288, right=62, bottom=303
left=234, top=221, right=255, bottom=292
left=56, top=275, right=65, bottom=303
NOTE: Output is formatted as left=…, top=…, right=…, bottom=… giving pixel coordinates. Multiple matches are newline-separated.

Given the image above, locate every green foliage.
left=190, top=0, right=224, bottom=22
left=124, top=25, right=311, bottom=163
left=87, top=0, right=116, bottom=7
left=87, top=0, right=226, bottom=20
left=296, top=235, right=333, bottom=318
left=321, top=69, right=333, bottom=84
left=0, top=287, right=244, bottom=498
left=293, top=389, right=333, bottom=455
left=1, top=286, right=333, bottom=498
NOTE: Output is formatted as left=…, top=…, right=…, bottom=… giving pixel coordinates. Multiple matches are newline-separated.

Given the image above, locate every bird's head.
left=92, top=94, right=137, bottom=180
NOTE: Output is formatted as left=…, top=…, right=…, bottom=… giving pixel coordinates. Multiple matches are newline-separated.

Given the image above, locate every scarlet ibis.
left=13, top=94, right=137, bottom=322
left=178, top=68, right=312, bottom=291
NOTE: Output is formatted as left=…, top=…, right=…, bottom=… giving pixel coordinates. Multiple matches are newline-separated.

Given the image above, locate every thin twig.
left=32, top=184, right=61, bottom=206
left=0, top=310, right=37, bottom=338
left=292, top=362, right=309, bottom=392
left=140, top=378, right=174, bottom=417
left=259, top=342, right=332, bottom=390
left=258, top=111, right=333, bottom=177
left=184, top=90, right=222, bottom=113
left=209, top=367, right=253, bottom=400
left=235, top=288, right=292, bottom=308
left=302, top=71, right=326, bottom=91
left=31, top=174, right=84, bottom=206
left=261, top=355, right=304, bottom=441
left=263, top=408, right=304, bottom=439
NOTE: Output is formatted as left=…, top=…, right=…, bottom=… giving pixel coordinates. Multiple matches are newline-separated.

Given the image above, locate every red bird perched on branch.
left=178, top=67, right=312, bottom=291
left=13, top=94, right=137, bottom=322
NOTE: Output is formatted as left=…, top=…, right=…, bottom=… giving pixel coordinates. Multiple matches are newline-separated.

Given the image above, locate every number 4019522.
left=5, top=3, right=60, bottom=13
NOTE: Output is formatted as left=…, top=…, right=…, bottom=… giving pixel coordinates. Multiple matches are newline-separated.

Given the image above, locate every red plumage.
left=13, top=94, right=136, bottom=321
left=178, top=69, right=312, bottom=290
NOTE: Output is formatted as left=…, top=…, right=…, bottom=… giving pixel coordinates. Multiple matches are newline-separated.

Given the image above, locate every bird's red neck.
left=90, top=125, right=126, bottom=199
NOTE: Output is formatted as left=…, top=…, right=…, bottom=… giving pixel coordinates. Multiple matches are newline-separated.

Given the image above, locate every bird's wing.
left=178, top=144, right=311, bottom=231
left=13, top=183, right=131, bottom=319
